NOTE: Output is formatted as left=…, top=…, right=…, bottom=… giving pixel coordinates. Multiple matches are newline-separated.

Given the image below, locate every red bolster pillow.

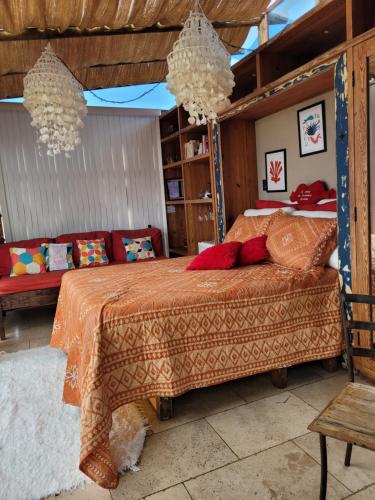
left=187, top=242, right=242, bottom=270
left=255, top=200, right=292, bottom=209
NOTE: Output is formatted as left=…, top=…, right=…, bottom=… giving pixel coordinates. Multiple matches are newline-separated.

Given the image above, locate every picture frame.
left=265, top=149, right=287, bottom=193
left=166, top=178, right=184, bottom=200
left=297, top=100, right=327, bottom=157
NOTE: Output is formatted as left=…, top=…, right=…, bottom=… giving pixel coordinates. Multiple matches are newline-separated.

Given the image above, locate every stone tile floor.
left=2, top=306, right=375, bottom=500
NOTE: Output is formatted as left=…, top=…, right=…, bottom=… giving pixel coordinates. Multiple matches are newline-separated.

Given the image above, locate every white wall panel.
left=0, top=105, right=167, bottom=244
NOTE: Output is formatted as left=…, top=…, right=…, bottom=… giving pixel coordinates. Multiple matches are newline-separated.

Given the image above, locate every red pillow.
left=296, top=201, right=337, bottom=212
left=187, top=242, right=242, bottom=270
left=238, top=235, right=270, bottom=266
left=290, top=180, right=330, bottom=205
left=255, top=200, right=292, bottom=209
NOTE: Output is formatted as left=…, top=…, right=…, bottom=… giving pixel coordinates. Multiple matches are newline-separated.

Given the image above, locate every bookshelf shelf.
left=160, top=107, right=217, bottom=256
left=166, top=200, right=185, bottom=205
left=161, top=131, right=180, bottom=143
left=163, top=160, right=182, bottom=169
left=186, top=198, right=212, bottom=204
left=182, top=152, right=210, bottom=164
left=169, top=246, right=188, bottom=256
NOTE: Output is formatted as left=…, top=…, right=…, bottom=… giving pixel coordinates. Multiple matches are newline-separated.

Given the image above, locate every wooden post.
left=258, top=14, right=269, bottom=46
left=271, top=367, right=288, bottom=388
left=321, top=357, right=339, bottom=373
left=0, top=304, right=5, bottom=340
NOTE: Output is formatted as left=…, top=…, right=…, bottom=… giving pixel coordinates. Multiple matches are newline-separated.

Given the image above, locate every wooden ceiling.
left=0, top=0, right=269, bottom=99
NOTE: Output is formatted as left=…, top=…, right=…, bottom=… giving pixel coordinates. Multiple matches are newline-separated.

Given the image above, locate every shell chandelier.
left=23, top=43, right=87, bottom=157
left=166, top=2, right=235, bottom=125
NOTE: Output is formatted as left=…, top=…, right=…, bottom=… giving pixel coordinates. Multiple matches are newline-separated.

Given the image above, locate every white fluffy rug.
left=0, top=346, right=146, bottom=500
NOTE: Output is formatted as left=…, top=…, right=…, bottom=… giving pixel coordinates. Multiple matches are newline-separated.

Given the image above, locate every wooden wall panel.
left=0, top=105, right=167, bottom=242
left=220, top=119, right=258, bottom=229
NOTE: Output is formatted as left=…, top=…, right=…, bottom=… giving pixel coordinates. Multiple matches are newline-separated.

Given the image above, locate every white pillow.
left=317, top=198, right=336, bottom=205
left=244, top=207, right=295, bottom=216
left=281, top=199, right=298, bottom=204
left=327, top=247, right=338, bottom=270
left=292, top=210, right=337, bottom=219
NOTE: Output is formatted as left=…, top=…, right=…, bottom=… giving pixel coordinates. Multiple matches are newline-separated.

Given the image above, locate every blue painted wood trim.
left=335, top=53, right=352, bottom=291
left=213, top=123, right=225, bottom=242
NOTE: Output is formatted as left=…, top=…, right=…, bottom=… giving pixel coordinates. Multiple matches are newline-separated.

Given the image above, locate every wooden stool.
left=308, top=291, right=375, bottom=500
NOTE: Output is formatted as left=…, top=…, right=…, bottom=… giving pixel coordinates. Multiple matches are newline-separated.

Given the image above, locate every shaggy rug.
left=0, top=346, right=147, bottom=500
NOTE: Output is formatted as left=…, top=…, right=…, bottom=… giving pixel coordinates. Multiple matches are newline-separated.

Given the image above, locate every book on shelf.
left=184, top=135, right=209, bottom=159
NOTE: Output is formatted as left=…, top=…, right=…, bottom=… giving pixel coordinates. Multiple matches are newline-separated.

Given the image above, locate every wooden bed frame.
left=0, top=287, right=59, bottom=340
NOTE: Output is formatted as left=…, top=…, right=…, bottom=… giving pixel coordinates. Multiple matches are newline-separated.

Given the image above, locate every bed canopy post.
left=335, top=52, right=352, bottom=292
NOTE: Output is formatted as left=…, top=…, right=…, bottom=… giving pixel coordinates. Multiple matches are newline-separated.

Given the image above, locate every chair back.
left=340, top=290, right=375, bottom=382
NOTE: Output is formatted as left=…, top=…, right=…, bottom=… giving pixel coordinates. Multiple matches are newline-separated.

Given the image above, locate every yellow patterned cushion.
left=266, top=212, right=337, bottom=270
left=9, top=246, right=47, bottom=276
left=77, top=239, right=109, bottom=268
left=224, top=214, right=273, bottom=243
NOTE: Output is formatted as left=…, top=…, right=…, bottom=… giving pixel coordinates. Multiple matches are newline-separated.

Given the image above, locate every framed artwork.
left=265, top=149, right=287, bottom=192
left=297, top=100, right=327, bottom=157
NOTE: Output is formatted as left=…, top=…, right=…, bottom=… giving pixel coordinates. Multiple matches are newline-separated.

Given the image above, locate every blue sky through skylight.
left=2, top=0, right=316, bottom=111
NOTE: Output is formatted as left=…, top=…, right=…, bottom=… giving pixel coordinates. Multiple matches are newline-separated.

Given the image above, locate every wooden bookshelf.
left=160, top=107, right=218, bottom=256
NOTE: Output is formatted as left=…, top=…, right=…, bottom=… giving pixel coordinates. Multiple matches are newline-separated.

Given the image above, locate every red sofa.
left=0, top=227, right=165, bottom=340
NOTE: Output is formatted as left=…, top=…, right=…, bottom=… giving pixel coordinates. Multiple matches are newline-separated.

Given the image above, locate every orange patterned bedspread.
left=51, top=257, right=343, bottom=488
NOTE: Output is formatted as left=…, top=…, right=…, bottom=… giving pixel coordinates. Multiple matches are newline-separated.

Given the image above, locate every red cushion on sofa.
left=187, top=242, right=242, bottom=270
left=0, top=238, right=54, bottom=277
left=112, top=227, right=163, bottom=262
left=255, top=200, right=292, bottom=209
left=238, top=235, right=270, bottom=266
left=0, top=269, right=68, bottom=295
left=296, top=201, right=337, bottom=212
left=56, top=231, right=112, bottom=266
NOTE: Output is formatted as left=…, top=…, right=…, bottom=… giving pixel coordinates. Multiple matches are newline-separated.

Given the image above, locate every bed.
left=51, top=255, right=343, bottom=488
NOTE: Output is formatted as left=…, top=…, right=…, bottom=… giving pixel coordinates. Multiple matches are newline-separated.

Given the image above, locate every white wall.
left=0, top=104, right=167, bottom=246
left=255, top=90, right=337, bottom=200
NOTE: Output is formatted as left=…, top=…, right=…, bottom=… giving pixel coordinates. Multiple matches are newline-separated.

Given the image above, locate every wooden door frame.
left=351, top=36, right=375, bottom=378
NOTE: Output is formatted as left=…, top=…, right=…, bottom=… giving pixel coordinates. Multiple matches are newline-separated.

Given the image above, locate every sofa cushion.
left=56, top=231, right=112, bottom=266
left=0, top=269, right=69, bottom=295
left=112, top=227, right=163, bottom=262
left=0, top=238, right=54, bottom=277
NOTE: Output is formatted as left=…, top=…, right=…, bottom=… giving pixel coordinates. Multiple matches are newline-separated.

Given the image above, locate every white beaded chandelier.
left=23, top=43, right=87, bottom=157
left=166, top=1, right=235, bottom=125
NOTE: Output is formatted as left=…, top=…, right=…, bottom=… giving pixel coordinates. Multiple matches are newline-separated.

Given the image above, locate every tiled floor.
left=2, top=307, right=375, bottom=500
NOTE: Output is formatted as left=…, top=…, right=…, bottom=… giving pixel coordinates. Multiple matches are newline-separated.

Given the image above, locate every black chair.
left=308, top=290, right=375, bottom=500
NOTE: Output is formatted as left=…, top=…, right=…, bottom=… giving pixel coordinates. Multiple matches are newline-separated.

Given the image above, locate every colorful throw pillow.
left=266, top=212, right=337, bottom=270
left=224, top=214, right=273, bottom=243
left=9, top=246, right=47, bottom=277
left=45, top=243, right=75, bottom=271
left=122, top=236, right=156, bottom=262
left=187, top=242, right=242, bottom=270
left=77, top=238, right=109, bottom=268
left=238, top=235, right=270, bottom=266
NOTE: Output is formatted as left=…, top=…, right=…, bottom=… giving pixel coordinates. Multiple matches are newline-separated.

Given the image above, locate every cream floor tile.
left=27, top=322, right=53, bottom=340
left=0, top=339, right=29, bottom=352
left=45, top=483, right=111, bottom=500
left=144, top=483, right=191, bottom=500
left=206, top=391, right=318, bottom=458
left=229, top=362, right=325, bottom=403
left=111, top=420, right=236, bottom=500
left=291, top=372, right=350, bottom=411
left=30, top=337, right=50, bottom=348
left=345, top=484, right=375, bottom=499
left=184, top=441, right=350, bottom=500
left=295, top=433, right=375, bottom=493
left=144, top=384, right=246, bottom=433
